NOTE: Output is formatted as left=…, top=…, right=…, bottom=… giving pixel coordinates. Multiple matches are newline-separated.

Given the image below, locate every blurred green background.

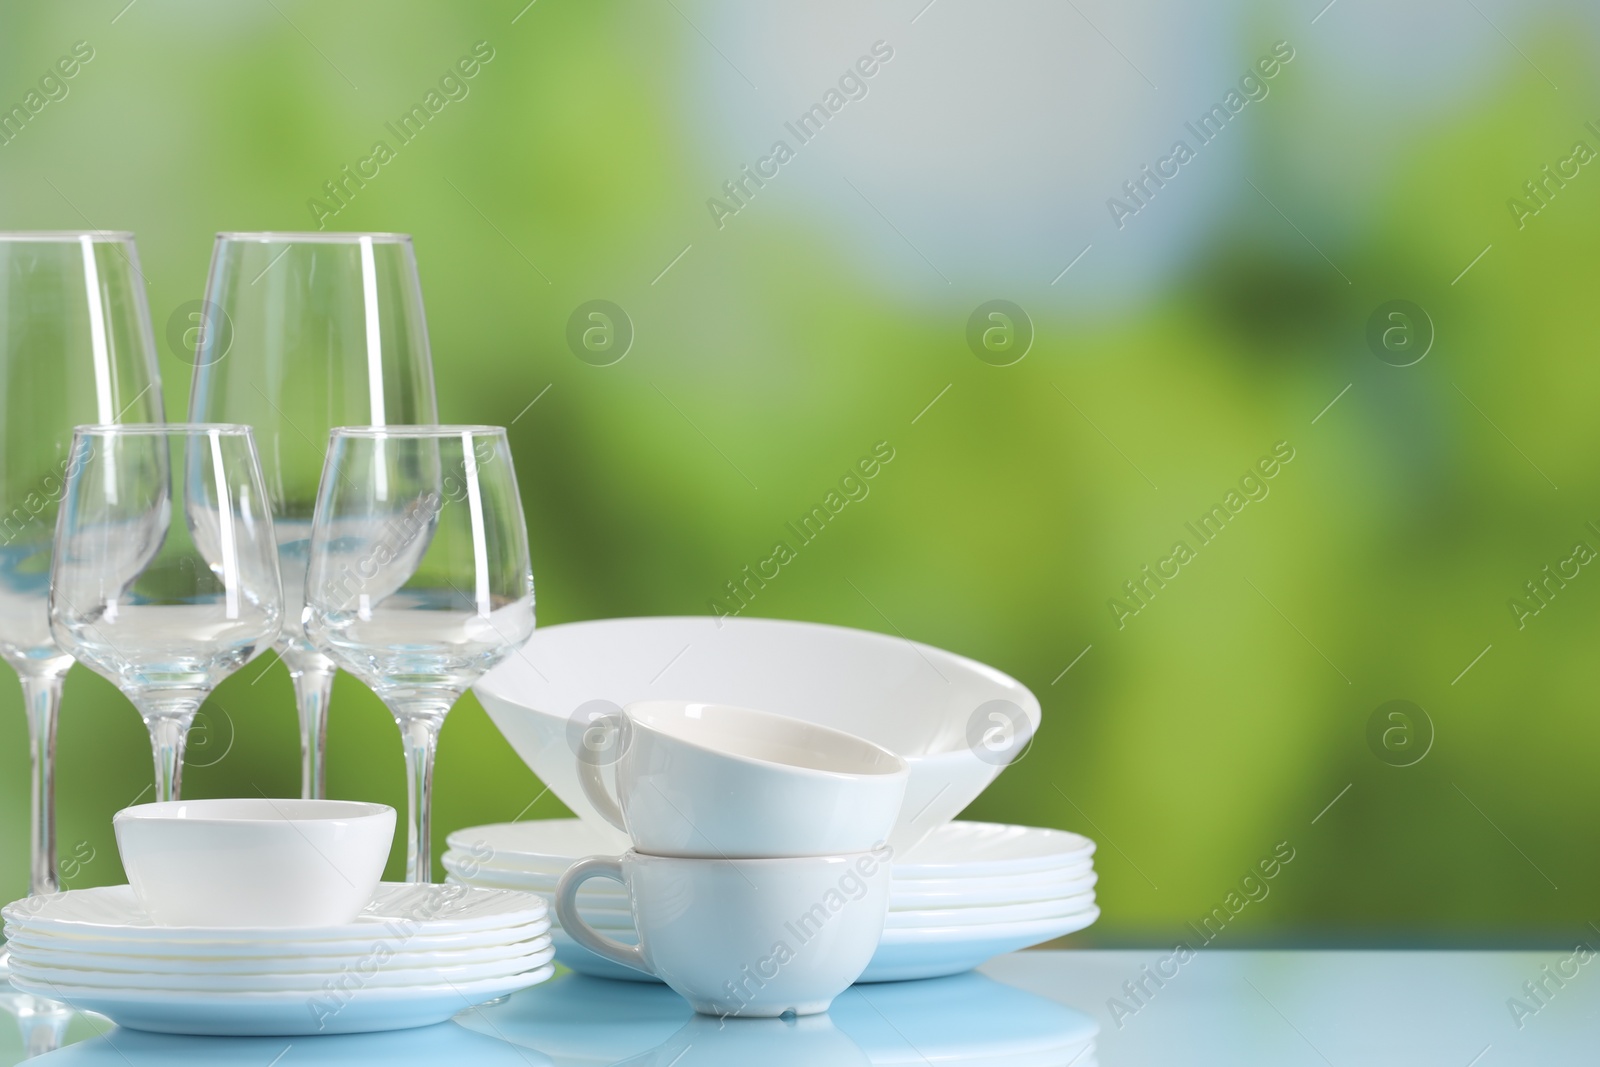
left=0, top=0, right=1596, bottom=949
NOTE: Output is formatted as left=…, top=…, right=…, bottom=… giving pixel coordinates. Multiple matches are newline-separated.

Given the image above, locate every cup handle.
left=555, top=855, right=651, bottom=976
left=577, top=755, right=628, bottom=833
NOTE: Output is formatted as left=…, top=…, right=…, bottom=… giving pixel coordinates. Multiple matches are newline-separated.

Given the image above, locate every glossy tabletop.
left=3, top=950, right=1595, bottom=1065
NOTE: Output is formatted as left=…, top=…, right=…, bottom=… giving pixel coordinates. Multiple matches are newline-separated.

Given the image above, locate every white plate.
left=442, top=849, right=627, bottom=903
left=446, top=821, right=623, bottom=871
left=450, top=849, right=1099, bottom=911
left=442, top=857, right=622, bottom=898
left=452, top=819, right=1093, bottom=882
left=3, top=883, right=546, bottom=947
left=861, top=906, right=1100, bottom=982
left=10, top=942, right=556, bottom=992
left=2, top=915, right=552, bottom=959
left=520, top=885, right=1095, bottom=932
left=890, top=867, right=1097, bottom=908
left=2, top=927, right=551, bottom=974
left=544, top=903, right=1100, bottom=986
left=8, top=963, right=557, bottom=1036
left=884, top=892, right=1095, bottom=929
left=472, top=616, right=1041, bottom=854
left=893, top=822, right=1094, bottom=879
left=439, top=876, right=629, bottom=932
left=541, top=892, right=1097, bottom=935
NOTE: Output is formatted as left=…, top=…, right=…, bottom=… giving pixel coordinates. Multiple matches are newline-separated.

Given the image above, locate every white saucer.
left=441, top=875, right=635, bottom=935
left=883, top=892, right=1096, bottom=929
left=893, top=822, right=1094, bottom=878
left=446, top=820, right=618, bottom=872
left=526, top=893, right=1098, bottom=933
left=8, top=963, right=557, bottom=1036
left=890, top=866, right=1097, bottom=908
left=9, top=943, right=555, bottom=993
left=447, top=819, right=1094, bottom=886
left=538, top=908, right=1104, bottom=987
left=861, top=906, right=1101, bottom=982
left=447, top=850, right=1099, bottom=912
left=2, top=883, right=547, bottom=947
left=3, top=926, right=551, bottom=975
left=514, top=895, right=1099, bottom=985
left=2, top=914, right=553, bottom=959
left=444, top=818, right=1100, bottom=983
left=441, top=851, right=627, bottom=901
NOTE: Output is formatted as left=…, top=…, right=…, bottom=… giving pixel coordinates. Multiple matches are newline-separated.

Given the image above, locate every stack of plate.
left=2, top=883, right=555, bottom=1036
left=443, top=818, right=1099, bottom=983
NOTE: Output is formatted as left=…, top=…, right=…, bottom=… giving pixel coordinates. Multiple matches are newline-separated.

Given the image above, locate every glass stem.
left=140, top=701, right=201, bottom=804
left=20, top=670, right=66, bottom=897
left=395, top=706, right=449, bottom=883
left=288, top=658, right=335, bottom=800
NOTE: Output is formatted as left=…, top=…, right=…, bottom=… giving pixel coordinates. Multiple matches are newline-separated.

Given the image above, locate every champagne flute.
left=304, top=426, right=535, bottom=882
left=0, top=232, right=163, bottom=899
left=48, top=424, right=282, bottom=803
left=188, top=232, right=437, bottom=800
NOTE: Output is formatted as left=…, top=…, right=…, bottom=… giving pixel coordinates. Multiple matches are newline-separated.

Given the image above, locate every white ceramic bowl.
left=473, top=617, right=1041, bottom=853
left=113, top=799, right=395, bottom=927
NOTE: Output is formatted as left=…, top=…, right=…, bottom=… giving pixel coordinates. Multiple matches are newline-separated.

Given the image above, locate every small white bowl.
left=113, top=799, right=394, bottom=927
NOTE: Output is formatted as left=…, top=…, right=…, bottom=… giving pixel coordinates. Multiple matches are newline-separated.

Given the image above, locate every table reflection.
left=0, top=989, right=74, bottom=1060
left=458, top=969, right=1099, bottom=1065
left=5, top=967, right=1094, bottom=1066
left=613, top=1014, right=870, bottom=1067
left=12, top=952, right=1600, bottom=1065
left=13, top=1021, right=552, bottom=1066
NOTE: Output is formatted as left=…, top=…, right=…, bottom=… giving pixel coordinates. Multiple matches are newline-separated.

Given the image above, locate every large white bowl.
left=473, top=616, right=1041, bottom=853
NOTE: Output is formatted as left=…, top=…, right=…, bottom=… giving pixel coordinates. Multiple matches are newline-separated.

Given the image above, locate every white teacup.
left=114, top=798, right=394, bottom=927
left=577, top=700, right=907, bottom=858
left=555, top=848, right=893, bottom=1017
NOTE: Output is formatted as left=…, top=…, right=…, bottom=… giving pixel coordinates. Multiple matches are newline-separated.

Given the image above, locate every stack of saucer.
left=2, top=883, right=555, bottom=1036
left=444, top=818, right=1099, bottom=983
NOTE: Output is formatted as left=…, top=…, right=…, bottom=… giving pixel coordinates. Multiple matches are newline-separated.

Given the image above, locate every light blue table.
left=4, top=950, right=1595, bottom=1064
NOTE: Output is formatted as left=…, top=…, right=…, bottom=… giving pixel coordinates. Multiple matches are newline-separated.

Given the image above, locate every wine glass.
left=0, top=232, right=164, bottom=899
left=48, top=424, right=283, bottom=803
left=188, top=232, right=438, bottom=800
left=304, top=426, right=535, bottom=882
